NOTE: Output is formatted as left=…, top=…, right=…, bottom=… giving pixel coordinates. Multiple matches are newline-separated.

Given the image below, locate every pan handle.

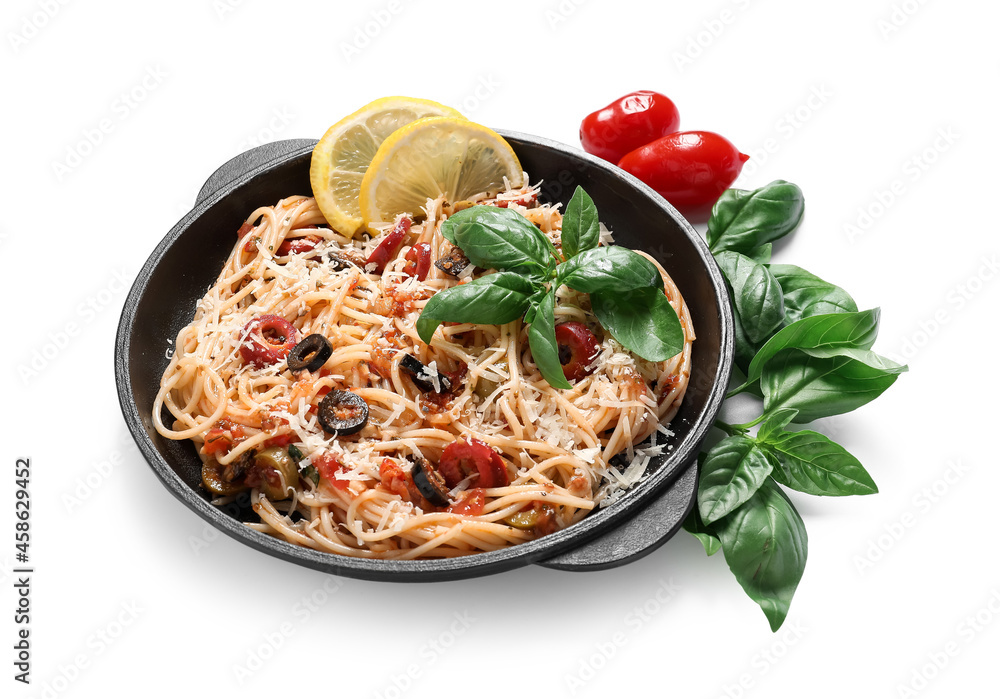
left=536, top=462, right=697, bottom=571
left=196, top=139, right=318, bottom=206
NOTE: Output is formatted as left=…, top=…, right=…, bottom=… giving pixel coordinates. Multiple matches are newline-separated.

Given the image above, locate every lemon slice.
left=310, top=97, right=463, bottom=237
left=359, top=117, right=523, bottom=228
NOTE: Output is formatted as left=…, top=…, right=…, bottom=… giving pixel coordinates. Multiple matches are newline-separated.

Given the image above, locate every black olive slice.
left=287, top=334, right=333, bottom=372
left=317, top=390, right=369, bottom=435
left=411, top=458, right=451, bottom=507
left=400, top=354, right=452, bottom=394
left=434, top=247, right=471, bottom=277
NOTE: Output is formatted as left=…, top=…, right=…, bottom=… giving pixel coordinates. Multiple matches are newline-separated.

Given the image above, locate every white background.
left=3, top=0, right=997, bottom=697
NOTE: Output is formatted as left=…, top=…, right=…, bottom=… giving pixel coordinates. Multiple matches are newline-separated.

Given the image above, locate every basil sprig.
left=684, top=179, right=906, bottom=632
left=417, top=186, right=683, bottom=388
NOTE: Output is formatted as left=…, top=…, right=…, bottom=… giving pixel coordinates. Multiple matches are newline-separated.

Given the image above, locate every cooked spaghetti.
left=153, top=178, right=694, bottom=559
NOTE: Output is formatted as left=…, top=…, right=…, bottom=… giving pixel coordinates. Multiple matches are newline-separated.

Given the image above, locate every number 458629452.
left=14, top=458, right=30, bottom=558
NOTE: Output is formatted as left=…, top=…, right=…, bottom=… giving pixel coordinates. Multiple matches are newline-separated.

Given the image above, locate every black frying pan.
left=114, top=133, right=734, bottom=581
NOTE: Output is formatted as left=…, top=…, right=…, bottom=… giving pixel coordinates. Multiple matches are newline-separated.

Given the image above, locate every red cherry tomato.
left=365, top=215, right=412, bottom=274
left=237, top=222, right=258, bottom=253
left=315, top=453, right=351, bottom=490
left=378, top=457, right=412, bottom=499
left=439, top=439, right=509, bottom=489
left=447, top=488, right=486, bottom=516
left=402, top=242, right=432, bottom=281
left=238, top=315, right=299, bottom=368
left=555, top=322, right=601, bottom=382
left=262, top=433, right=295, bottom=448
left=276, top=235, right=320, bottom=256
left=580, top=91, right=681, bottom=164
left=617, top=131, right=749, bottom=213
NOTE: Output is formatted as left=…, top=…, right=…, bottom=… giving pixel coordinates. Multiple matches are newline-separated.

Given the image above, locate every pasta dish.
left=153, top=177, right=694, bottom=559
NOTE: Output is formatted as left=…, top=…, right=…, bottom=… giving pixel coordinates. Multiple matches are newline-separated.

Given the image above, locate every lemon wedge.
left=359, top=117, right=523, bottom=228
left=310, top=97, right=463, bottom=237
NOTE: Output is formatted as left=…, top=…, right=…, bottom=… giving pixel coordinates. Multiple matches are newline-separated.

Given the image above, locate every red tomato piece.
left=617, top=131, right=749, bottom=213
left=263, top=433, right=294, bottom=448
left=580, top=90, right=681, bottom=163
left=238, top=315, right=299, bottom=368
left=554, top=322, right=601, bottom=382
left=314, top=453, right=351, bottom=490
left=439, top=439, right=509, bottom=489
left=202, top=428, right=234, bottom=455
left=402, top=242, right=432, bottom=281
left=447, top=488, right=486, bottom=516
left=237, top=222, right=257, bottom=253
left=201, top=420, right=246, bottom=455
left=365, top=216, right=412, bottom=274
left=379, top=458, right=411, bottom=499
left=276, top=235, right=320, bottom=256
left=495, top=193, right=538, bottom=209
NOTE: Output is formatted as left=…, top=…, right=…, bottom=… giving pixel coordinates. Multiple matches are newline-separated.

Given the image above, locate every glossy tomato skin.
left=554, top=322, right=600, bottom=382
left=580, top=91, right=681, bottom=164
left=439, top=439, right=509, bottom=489
left=617, top=131, right=749, bottom=212
left=238, top=315, right=299, bottom=368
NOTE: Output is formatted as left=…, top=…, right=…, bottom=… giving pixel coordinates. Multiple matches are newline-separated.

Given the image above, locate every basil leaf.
left=683, top=508, right=721, bottom=557
left=770, top=264, right=857, bottom=325
left=732, top=302, right=762, bottom=377
left=761, top=347, right=907, bottom=423
left=738, top=309, right=882, bottom=391
left=416, top=272, right=536, bottom=344
left=522, top=286, right=549, bottom=325
left=441, top=206, right=553, bottom=275
left=557, top=246, right=664, bottom=293
left=561, top=186, right=600, bottom=259
left=300, top=464, right=320, bottom=487
left=527, top=288, right=571, bottom=389
left=716, top=251, right=785, bottom=344
left=760, top=430, right=877, bottom=496
left=747, top=243, right=772, bottom=265
left=698, top=436, right=775, bottom=525
left=590, top=286, right=684, bottom=362
left=708, top=180, right=805, bottom=255
left=715, top=479, right=808, bottom=632
left=755, top=408, right=799, bottom=442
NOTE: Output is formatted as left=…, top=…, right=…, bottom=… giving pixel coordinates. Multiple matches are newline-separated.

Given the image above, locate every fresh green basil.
left=522, top=286, right=549, bottom=325
left=557, top=246, right=663, bottom=293
left=416, top=272, right=538, bottom=344
left=299, top=464, right=320, bottom=487
left=418, top=190, right=685, bottom=387
left=698, top=436, right=776, bottom=524
left=440, top=206, right=555, bottom=275
left=760, top=429, right=877, bottom=496
left=761, top=347, right=906, bottom=423
left=755, top=408, right=799, bottom=442
left=561, top=186, right=600, bottom=259
left=747, top=243, right=772, bottom=264
left=708, top=180, right=805, bottom=255
left=590, top=286, right=684, bottom=362
left=526, top=288, right=571, bottom=389
left=770, top=265, right=857, bottom=325
left=691, top=177, right=906, bottom=632
left=737, top=308, right=882, bottom=392
left=715, top=478, right=808, bottom=632
left=683, top=507, right=722, bottom=557
left=716, top=251, right=785, bottom=344
left=732, top=305, right=762, bottom=377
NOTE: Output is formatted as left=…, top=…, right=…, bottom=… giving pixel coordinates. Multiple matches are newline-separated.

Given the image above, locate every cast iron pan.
left=115, top=133, right=734, bottom=581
